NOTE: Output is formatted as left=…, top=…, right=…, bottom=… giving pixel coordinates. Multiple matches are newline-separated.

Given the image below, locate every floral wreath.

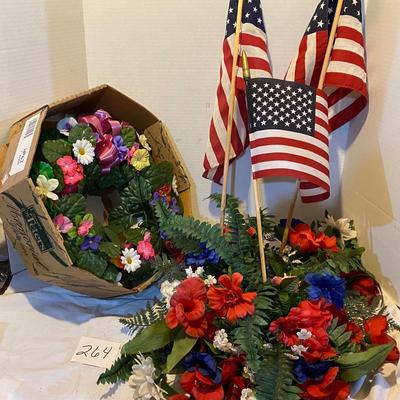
left=31, top=110, right=181, bottom=288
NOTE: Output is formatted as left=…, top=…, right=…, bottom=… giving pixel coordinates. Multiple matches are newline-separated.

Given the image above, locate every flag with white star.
left=246, top=78, right=330, bottom=203
left=203, top=0, right=272, bottom=184
left=285, top=0, right=367, bottom=202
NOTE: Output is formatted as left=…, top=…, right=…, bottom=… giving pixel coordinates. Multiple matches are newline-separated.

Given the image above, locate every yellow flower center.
left=126, top=257, right=132, bottom=264
left=79, top=148, right=86, bottom=155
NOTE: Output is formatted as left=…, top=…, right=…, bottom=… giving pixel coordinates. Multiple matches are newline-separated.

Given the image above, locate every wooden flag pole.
left=242, top=51, right=267, bottom=283
left=220, top=0, right=245, bottom=234
left=279, top=0, right=344, bottom=255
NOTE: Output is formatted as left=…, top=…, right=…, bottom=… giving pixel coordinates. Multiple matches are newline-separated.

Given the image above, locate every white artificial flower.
left=128, top=354, right=166, bottom=400
left=121, top=248, right=142, bottom=273
left=160, top=280, right=180, bottom=308
left=291, top=344, right=308, bottom=356
left=213, top=329, right=237, bottom=354
left=285, top=352, right=299, bottom=361
left=56, top=116, right=78, bottom=136
left=324, top=213, right=357, bottom=245
left=35, top=175, right=59, bottom=200
left=172, top=175, right=179, bottom=196
left=72, top=138, right=95, bottom=165
left=243, top=365, right=255, bottom=383
left=241, top=388, right=257, bottom=400
left=185, top=266, right=204, bottom=278
left=297, top=329, right=312, bottom=340
left=204, top=275, right=217, bottom=287
left=138, top=134, right=152, bottom=151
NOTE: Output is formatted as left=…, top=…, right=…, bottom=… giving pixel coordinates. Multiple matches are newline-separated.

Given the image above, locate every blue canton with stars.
left=226, top=0, right=266, bottom=38
left=246, top=78, right=317, bottom=136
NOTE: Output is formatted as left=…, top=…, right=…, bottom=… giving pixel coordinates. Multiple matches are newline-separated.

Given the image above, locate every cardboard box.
left=0, top=85, right=191, bottom=298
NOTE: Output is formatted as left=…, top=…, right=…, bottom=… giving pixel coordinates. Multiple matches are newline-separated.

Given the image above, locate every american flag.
left=203, top=0, right=272, bottom=183
left=246, top=78, right=330, bottom=202
left=285, top=0, right=367, bottom=201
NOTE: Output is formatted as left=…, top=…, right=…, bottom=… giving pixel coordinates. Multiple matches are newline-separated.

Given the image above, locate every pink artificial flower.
left=57, top=156, right=77, bottom=175
left=127, top=143, right=140, bottom=162
left=53, top=214, right=73, bottom=233
left=137, top=232, right=155, bottom=260
left=56, top=156, right=84, bottom=186
left=77, top=220, right=93, bottom=237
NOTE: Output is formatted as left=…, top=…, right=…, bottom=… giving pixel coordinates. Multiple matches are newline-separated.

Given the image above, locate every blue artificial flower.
left=80, top=235, right=102, bottom=251
left=150, top=193, right=180, bottom=214
left=56, top=116, right=77, bottom=136
left=279, top=218, right=304, bottom=229
left=293, top=359, right=333, bottom=383
left=182, top=352, right=221, bottom=384
left=185, top=243, right=220, bottom=266
left=305, top=272, right=346, bottom=309
left=112, top=135, right=128, bottom=161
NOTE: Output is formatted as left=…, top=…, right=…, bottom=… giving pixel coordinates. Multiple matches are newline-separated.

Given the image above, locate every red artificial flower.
left=269, top=300, right=336, bottom=362
left=207, top=273, right=257, bottom=322
left=364, top=315, right=399, bottom=362
left=300, top=366, right=350, bottom=400
left=204, top=312, right=218, bottom=342
left=247, top=227, right=256, bottom=237
left=289, top=224, right=338, bottom=253
left=180, top=370, right=224, bottom=400
left=165, top=277, right=208, bottom=338
left=158, top=184, right=172, bottom=196
left=220, top=357, right=248, bottom=400
left=346, top=321, right=364, bottom=344
left=169, top=395, right=191, bottom=400
left=348, top=272, right=380, bottom=298
left=164, top=240, right=185, bottom=264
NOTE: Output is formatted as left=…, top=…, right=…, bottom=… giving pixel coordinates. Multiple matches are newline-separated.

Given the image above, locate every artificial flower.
left=297, top=329, right=313, bottom=340
left=53, top=214, right=73, bottom=233
left=172, top=175, right=179, bottom=196
left=77, top=218, right=94, bottom=237
left=35, top=175, right=59, bottom=200
left=213, top=329, right=237, bottom=354
left=130, top=148, right=150, bottom=171
left=80, top=235, right=102, bottom=251
left=112, top=135, right=128, bottom=161
left=220, top=357, right=248, bottom=399
left=150, top=192, right=181, bottom=214
left=293, top=359, right=333, bottom=384
left=164, top=240, right=185, bottom=264
left=348, top=272, right=380, bottom=298
left=324, top=213, right=357, bottom=245
left=160, top=279, right=181, bottom=308
left=185, top=243, right=220, bottom=266
left=269, top=300, right=336, bottom=362
left=121, top=247, right=142, bottom=273
left=138, top=134, right=152, bottom=151
left=204, top=275, right=217, bottom=287
left=289, top=224, right=338, bottom=253
left=185, top=266, right=204, bottom=278
left=364, top=315, right=400, bottom=362
left=240, top=388, right=256, bottom=400
left=158, top=184, right=172, bottom=197
left=291, top=344, right=309, bottom=356
left=56, top=116, right=77, bottom=136
left=271, top=274, right=297, bottom=286
left=137, top=232, right=155, bottom=260
left=305, top=272, right=346, bottom=309
left=169, top=396, right=190, bottom=400
left=56, top=156, right=84, bottom=185
left=182, top=352, right=221, bottom=384
left=247, top=227, right=256, bottom=237
left=346, top=321, right=364, bottom=344
left=127, top=143, right=140, bottom=162
left=180, top=370, right=223, bottom=400
left=299, top=366, right=350, bottom=400
left=165, top=277, right=208, bottom=338
left=207, top=273, right=257, bottom=322
left=73, top=138, right=95, bottom=165
left=128, top=354, right=166, bottom=400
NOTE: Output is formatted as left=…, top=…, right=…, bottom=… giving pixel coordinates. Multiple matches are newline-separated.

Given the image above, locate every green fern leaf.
left=97, top=354, right=134, bottom=385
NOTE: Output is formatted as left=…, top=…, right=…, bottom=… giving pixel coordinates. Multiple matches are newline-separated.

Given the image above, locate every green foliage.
left=121, top=175, right=153, bottom=205
left=119, top=298, right=168, bottom=336
left=108, top=205, right=140, bottom=229
left=56, top=193, right=86, bottom=219
left=97, top=354, right=134, bottom=385
left=42, top=139, right=72, bottom=163
left=232, top=285, right=278, bottom=371
left=336, top=343, right=395, bottom=382
left=125, top=228, right=144, bottom=245
left=255, top=349, right=301, bottom=400
left=99, top=242, right=121, bottom=258
left=120, top=126, right=137, bottom=148
left=76, top=250, right=108, bottom=277
left=68, top=124, right=97, bottom=146
left=122, top=320, right=174, bottom=355
left=165, top=330, right=197, bottom=373
left=101, top=264, right=120, bottom=283
left=142, top=161, right=174, bottom=190
left=328, top=318, right=357, bottom=353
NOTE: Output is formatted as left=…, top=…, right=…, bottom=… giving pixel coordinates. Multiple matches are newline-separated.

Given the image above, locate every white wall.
left=2, top=0, right=399, bottom=303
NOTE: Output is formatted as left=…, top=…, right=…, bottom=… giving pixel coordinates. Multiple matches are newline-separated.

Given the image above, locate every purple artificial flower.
left=112, top=135, right=128, bottom=161
left=80, top=235, right=102, bottom=251
left=57, top=116, right=78, bottom=136
left=150, top=192, right=180, bottom=214
left=169, top=197, right=180, bottom=214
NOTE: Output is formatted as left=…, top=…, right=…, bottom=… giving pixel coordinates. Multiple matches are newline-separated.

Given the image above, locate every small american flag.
left=285, top=0, right=367, bottom=202
left=246, top=78, right=330, bottom=202
left=203, top=0, right=272, bottom=183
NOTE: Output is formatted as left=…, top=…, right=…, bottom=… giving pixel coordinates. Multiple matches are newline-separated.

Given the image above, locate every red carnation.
left=207, top=273, right=257, bottom=322
left=180, top=370, right=224, bottom=400
left=270, top=300, right=336, bottom=362
left=289, top=224, right=338, bottom=253
left=220, top=357, right=248, bottom=400
left=165, top=277, right=208, bottom=338
left=346, top=321, right=364, bottom=344
left=349, top=272, right=380, bottom=298
left=300, top=366, right=350, bottom=400
left=364, top=315, right=399, bottom=362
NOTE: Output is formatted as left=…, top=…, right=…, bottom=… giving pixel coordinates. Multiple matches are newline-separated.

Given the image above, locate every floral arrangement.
left=30, top=110, right=182, bottom=288
left=97, top=195, right=399, bottom=400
